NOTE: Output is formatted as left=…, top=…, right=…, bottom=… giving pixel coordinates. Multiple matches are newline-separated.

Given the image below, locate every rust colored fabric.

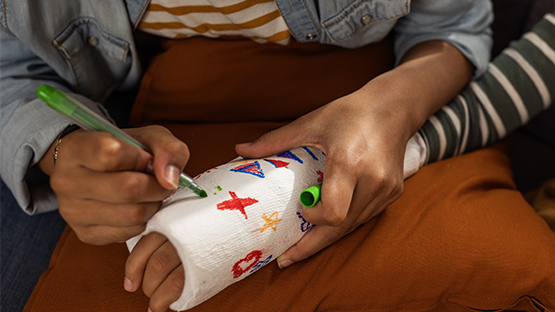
left=25, top=37, right=555, bottom=312
left=129, top=36, right=395, bottom=126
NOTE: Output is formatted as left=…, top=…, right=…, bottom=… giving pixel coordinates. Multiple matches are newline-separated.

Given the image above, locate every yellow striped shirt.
left=138, top=0, right=291, bottom=45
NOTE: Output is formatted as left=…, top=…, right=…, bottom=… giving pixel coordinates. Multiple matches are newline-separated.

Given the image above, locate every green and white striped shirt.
left=417, top=12, right=555, bottom=167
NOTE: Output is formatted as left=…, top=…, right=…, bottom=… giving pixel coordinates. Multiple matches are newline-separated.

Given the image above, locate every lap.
left=23, top=138, right=555, bottom=312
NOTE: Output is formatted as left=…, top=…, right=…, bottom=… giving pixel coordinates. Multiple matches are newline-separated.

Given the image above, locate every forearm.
left=357, top=40, right=474, bottom=143
left=1, top=23, right=131, bottom=214
left=418, top=14, right=555, bottom=164
left=0, top=94, right=71, bottom=214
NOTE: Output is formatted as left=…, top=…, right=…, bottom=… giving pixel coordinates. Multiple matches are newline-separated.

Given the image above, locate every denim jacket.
left=0, top=0, right=493, bottom=214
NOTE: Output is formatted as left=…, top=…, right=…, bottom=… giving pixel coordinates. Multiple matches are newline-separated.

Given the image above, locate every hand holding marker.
left=36, top=85, right=207, bottom=198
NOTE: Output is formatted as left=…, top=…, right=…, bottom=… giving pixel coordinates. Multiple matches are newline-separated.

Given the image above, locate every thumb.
left=275, top=224, right=345, bottom=269
left=235, top=122, right=309, bottom=158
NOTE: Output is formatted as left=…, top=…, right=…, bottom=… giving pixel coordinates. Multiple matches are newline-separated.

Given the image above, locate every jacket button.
left=88, top=36, right=99, bottom=47
left=306, top=33, right=317, bottom=40
left=361, top=15, right=372, bottom=25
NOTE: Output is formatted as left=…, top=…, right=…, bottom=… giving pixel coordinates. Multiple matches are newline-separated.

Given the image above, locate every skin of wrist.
left=359, top=40, right=473, bottom=138
left=352, top=78, right=419, bottom=143
left=36, top=128, right=82, bottom=176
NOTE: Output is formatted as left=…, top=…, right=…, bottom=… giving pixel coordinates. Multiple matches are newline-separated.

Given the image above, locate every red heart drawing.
left=231, top=250, right=263, bottom=279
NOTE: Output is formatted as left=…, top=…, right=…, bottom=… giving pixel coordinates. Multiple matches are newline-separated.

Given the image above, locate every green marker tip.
left=198, top=190, right=208, bottom=198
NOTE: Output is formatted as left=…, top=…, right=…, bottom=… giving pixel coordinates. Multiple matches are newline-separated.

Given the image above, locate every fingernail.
left=235, top=142, right=253, bottom=149
left=165, top=165, right=180, bottom=189
left=278, top=259, right=294, bottom=269
left=124, top=277, right=134, bottom=292
left=148, top=308, right=153, bottom=312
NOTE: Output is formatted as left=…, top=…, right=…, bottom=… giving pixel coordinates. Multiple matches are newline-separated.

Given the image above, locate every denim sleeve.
left=393, top=0, right=494, bottom=78
left=0, top=27, right=111, bottom=214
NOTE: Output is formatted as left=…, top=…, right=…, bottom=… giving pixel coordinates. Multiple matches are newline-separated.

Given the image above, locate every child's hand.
left=39, top=125, right=189, bottom=245
left=125, top=232, right=184, bottom=312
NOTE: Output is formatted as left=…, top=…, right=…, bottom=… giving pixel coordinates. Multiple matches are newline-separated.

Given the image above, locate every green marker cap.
left=299, top=183, right=322, bottom=207
left=37, top=85, right=78, bottom=117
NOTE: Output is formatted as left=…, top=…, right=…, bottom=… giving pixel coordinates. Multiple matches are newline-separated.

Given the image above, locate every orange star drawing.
left=231, top=159, right=253, bottom=165
left=260, top=212, right=282, bottom=233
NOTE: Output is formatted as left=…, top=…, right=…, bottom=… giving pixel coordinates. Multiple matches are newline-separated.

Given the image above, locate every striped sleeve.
left=418, top=13, right=555, bottom=165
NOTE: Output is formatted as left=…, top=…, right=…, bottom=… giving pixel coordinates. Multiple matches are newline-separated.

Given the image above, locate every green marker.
left=36, top=84, right=207, bottom=198
left=299, top=183, right=322, bottom=207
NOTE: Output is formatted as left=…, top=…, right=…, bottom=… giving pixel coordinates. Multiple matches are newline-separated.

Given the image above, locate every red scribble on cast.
left=194, top=169, right=211, bottom=180
left=232, top=250, right=263, bottom=278
left=264, top=159, right=290, bottom=169
left=217, top=191, right=259, bottom=219
left=317, top=170, right=324, bottom=183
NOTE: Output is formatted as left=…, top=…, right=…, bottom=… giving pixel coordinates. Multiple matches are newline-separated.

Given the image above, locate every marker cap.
left=36, top=85, right=78, bottom=117
left=299, top=183, right=322, bottom=207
